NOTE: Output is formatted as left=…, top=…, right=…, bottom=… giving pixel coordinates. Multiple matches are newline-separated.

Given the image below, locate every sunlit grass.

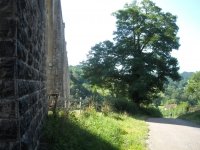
left=43, top=110, right=148, bottom=150
left=79, top=111, right=148, bottom=150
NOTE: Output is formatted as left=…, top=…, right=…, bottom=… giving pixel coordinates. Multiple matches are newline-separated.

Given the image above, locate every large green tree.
left=83, top=0, right=180, bottom=105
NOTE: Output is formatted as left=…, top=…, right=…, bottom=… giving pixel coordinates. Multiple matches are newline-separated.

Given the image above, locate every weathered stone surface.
left=17, top=42, right=28, bottom=63
left=0, top=41, right=16, bottom=57
left=0, top=101, right=16, bottom=118
left=0, top=18, right=16, bottom=40
left=46, top=0, right=70, bottom=108
left=0, top=0, right=70, bottom=149
left=0, top=0, right=15, bottom=15
left=18, top=81, right=40, bottom=97
left=0, top=80, right=15, bottom=99
left=0, top=58, right=15, bottom=79
left=0, top=0, right=47, bottom=149
left=0, top=119, right=18, bottom=139
left=0, top=142, right=20, bottom=150
left=18, top=92, right=40, bottom=116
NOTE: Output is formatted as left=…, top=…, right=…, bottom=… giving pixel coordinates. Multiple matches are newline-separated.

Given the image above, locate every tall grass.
left=42, top=109, right=148, bottom=150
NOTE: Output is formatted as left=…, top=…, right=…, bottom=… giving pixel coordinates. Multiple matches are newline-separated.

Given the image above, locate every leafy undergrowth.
left=178, top=110, right=200, bottom=125
left=110, top=98, right=162, bottom=118
left=158, top=102, right=189, bottom=118
left=43, top=110, right=148, bottom=150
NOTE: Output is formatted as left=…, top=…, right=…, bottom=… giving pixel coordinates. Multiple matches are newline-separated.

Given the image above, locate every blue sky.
left=61, top=0, right=200, bottom=72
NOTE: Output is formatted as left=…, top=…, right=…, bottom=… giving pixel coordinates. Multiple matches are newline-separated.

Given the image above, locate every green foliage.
left=43, top=110, right=148, bottom=150
left=139, top=106, right=163, bottom=117
left=153, top=72, right=196, bottom=106
left=101, top=101, right=112, bottom=116
left=178, top=110, right=200, bottom=125
left=109, top=97, right=139, bottom=114
left=107, top=97, right=162, bottom=117
left=186, top=71, right=200, bottom=104
left=70, top=65, right=93, bottom=99
left=70, top=65, right=114, bottom=106
left=82, top=0, right=180, bottom=105
left=159, top=102, right=189, bottom=118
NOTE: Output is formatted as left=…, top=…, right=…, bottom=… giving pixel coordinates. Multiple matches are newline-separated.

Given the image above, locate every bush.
left=107, top=97, right=163, bottom=117
left=140, top=106, right=163, bottom=117
left=109, top=97, right=140, bottom=115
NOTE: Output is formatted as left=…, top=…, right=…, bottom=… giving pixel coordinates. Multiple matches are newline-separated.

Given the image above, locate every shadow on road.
left=147, top=118, right=200, bottom=128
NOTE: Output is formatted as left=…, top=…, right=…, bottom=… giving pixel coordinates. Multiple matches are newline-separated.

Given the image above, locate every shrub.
left=140, top=106, right=163, bottom=117
left=109, top=97, right=140, bottom=115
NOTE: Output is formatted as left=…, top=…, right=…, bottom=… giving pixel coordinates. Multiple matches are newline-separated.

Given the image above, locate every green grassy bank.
left=42, top=110, right=148, bottom=150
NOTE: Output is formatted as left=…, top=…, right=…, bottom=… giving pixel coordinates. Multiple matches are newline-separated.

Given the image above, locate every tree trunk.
left=132, top=92, right=140, bottom=105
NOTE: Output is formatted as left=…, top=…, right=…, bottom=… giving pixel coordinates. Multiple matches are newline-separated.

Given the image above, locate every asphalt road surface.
left=147, top=118, right=200, bottom=150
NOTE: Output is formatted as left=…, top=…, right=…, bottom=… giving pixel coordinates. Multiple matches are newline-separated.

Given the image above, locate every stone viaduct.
left=0, top=0, right=70, bottom=149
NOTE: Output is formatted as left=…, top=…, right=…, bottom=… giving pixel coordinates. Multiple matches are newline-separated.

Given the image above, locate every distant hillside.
left=180, top=72, right=194, bottom=80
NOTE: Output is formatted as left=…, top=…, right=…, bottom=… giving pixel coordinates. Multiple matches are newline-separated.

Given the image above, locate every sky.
left=61, top=0, right=200, bottom=73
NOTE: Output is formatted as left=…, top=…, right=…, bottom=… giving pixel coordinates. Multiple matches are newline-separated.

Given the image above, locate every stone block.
left=17, top=42, right=28, bottom=63
left=20, top=111, right=32, bottom=137
left=27, top=53, right=33, bottom=66
left=18, top=96, right=29, bottom=116
left=18, top=94, right=38, bottom=117
left=0, top=80, right=15, bottom=99
left=0, top=18, right=16, bottom=40
left=17, top=80, right=40, bottom=97
left=0, top=0, right=15, bottom=15
left=0, top=101, right=16, bottom=118
left=0, top=41, right=16, bottom=57
left=33, top=61, right=39, bottom=71
left=0, top=119, right=18, bottom=140
left=0, top=58, right=15, bottom=79
left=17, top=60, right=40, bottom=80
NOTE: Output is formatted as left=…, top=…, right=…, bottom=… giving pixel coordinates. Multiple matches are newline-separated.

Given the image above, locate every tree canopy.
left=82, top=0, right=180, bottom=105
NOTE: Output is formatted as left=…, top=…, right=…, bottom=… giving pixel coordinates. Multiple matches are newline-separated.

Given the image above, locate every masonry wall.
left=0, top=0, right=47, bottom=149
left=46, top=0, right=70, bottom=108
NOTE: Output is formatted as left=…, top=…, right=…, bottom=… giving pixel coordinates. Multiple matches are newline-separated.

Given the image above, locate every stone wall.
left=46, top=0, right=70, bottom=108
left=0, top=0, right=47, bottom=149
left=0, top=0, right=69, bottom=149
left=0, top=1, right=18, bottom=149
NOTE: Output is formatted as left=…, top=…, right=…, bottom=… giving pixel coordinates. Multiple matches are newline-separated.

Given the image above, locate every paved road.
left=147, top=118, right=200, bottom=150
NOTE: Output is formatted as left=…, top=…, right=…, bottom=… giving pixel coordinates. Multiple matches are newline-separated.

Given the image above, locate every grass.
left=178, top=110, right=200, bottom=125
left=42, top=109, right=148, bottom=150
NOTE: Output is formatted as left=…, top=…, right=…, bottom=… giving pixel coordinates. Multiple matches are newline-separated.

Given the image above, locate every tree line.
left=70, top=0, right=200, bottom=109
